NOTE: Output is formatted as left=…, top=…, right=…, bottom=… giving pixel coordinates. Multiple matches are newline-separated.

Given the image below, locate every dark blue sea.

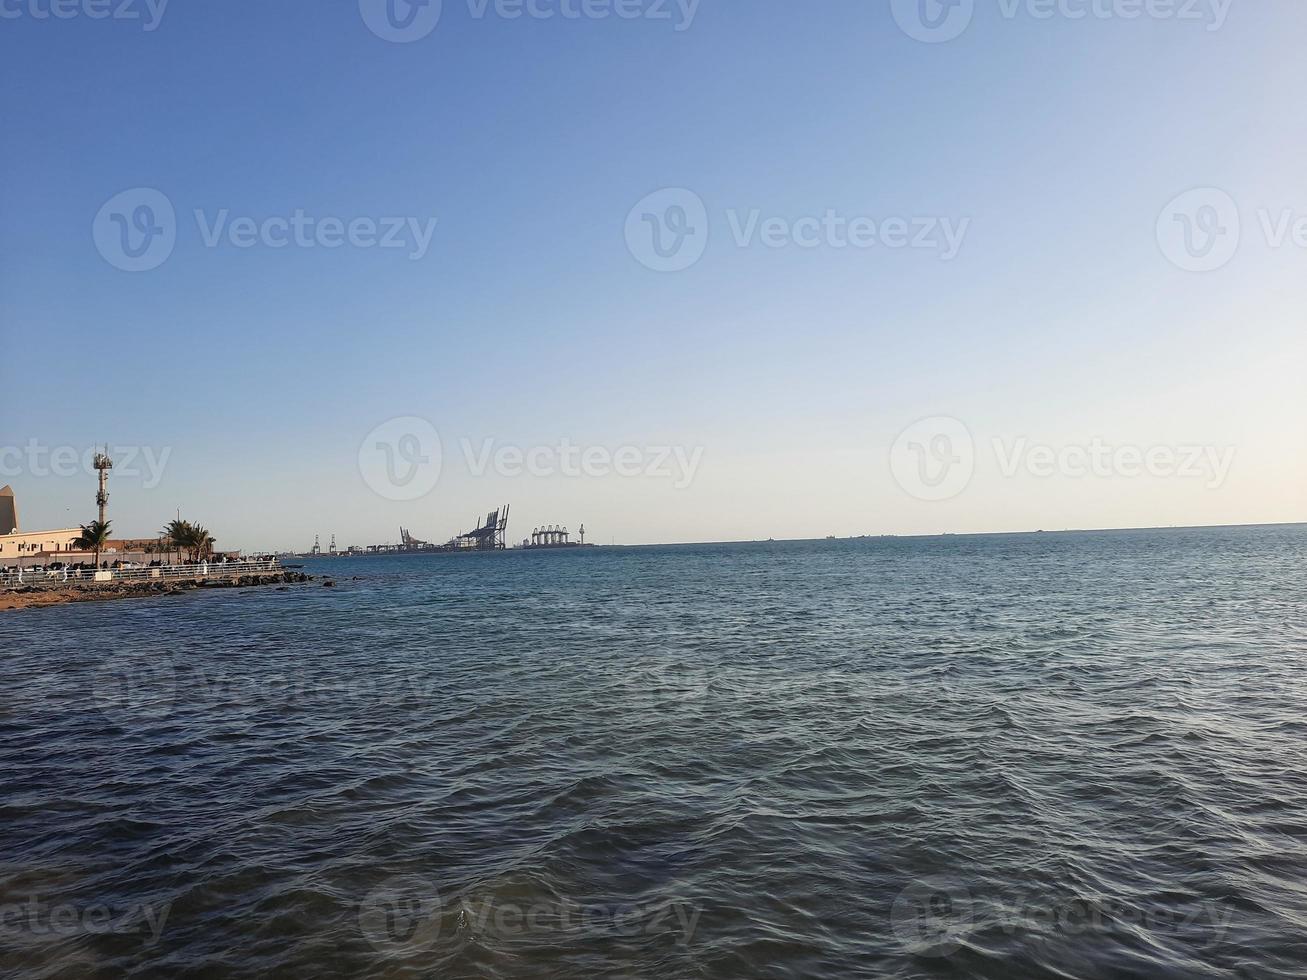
left=4, top=526, right=1307, bottom=978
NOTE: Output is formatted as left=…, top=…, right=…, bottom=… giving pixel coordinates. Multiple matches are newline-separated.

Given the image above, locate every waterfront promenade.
left=0, top=558, right=284, bottom=590
left=0, top=559, right=305, bottom=611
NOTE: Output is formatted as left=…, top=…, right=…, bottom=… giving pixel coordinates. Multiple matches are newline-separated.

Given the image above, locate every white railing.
left=0, top=559, right=283, bottom=590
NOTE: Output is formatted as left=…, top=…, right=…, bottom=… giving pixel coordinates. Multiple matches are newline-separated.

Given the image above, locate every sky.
left=2, top=0, right=1305, bottom=550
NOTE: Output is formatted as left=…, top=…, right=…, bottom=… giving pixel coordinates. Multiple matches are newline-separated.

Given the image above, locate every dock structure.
left=399, top=527, right=431, bottom=550
left=296, top=505, right=511, bottom=557
left=455, top=506, right=510, bottom=551
left=530, top=525, right=571, bottom=547
left=523, top=522, right=592, bottom=550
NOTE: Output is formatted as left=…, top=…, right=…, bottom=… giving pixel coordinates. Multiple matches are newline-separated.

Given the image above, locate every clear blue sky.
left=3, top=0, right=1304, bottom=550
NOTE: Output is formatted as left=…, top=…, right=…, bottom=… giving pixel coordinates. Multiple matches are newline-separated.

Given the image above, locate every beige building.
left=0, top=528, right=83, bottom=561
left=0, top=486, right=185, bottom=566
left=0, top=485, right=82, bottom=562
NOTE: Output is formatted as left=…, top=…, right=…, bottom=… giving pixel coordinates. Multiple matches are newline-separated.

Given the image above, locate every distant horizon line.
left=264, top=519, right=1307, bottom=554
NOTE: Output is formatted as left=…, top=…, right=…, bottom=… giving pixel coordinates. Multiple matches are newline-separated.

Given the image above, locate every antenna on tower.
left=93, top=448, right=113, bottom=525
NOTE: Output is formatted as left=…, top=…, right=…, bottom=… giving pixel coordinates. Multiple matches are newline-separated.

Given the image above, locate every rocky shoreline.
left=0, top=571, right=314, bottom=612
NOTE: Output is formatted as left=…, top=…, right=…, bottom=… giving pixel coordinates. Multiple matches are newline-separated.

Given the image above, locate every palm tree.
left=161, top=519, right=217, bottom=561
left=162, top=519, right=194, bottom=562
left=190, top=525, right=215, bottom=561
left=75, top=520, right=113, bottom=570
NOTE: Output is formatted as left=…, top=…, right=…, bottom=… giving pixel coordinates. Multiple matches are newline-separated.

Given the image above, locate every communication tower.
left=93, top=450, right=113, bottom=525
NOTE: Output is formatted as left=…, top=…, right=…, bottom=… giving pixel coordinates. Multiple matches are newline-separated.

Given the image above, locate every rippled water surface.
left=4, top=526, right=1307, bottom=978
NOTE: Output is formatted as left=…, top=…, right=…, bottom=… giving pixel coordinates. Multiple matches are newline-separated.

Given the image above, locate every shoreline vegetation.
left=0, top=570, right=313, bottom=612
